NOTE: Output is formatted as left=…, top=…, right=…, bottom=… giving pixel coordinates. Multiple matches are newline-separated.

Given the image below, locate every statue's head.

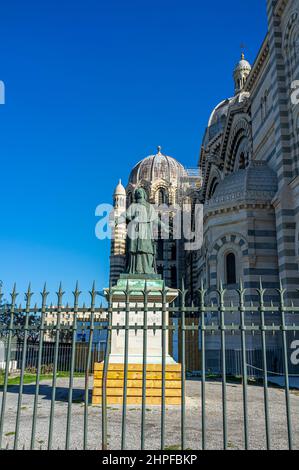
left=134, top=187, right=147, bottom=203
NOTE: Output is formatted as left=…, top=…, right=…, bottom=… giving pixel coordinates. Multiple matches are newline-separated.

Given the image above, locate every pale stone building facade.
left=191, top=0, right=299, bottom=304
left=109, top=0, right=299, bottom=372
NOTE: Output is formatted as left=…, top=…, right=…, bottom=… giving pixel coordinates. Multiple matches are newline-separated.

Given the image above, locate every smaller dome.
left=234, top=53, right=251, bottom=95
left=128, top=147, right=185, bottom=185
left=114, top=179, right=126, bottom=196
left=234, top=53, right=252, bottom=73
left=206, top=161, right=278, bottom=209
left=203, top=98, right=234, bottom=147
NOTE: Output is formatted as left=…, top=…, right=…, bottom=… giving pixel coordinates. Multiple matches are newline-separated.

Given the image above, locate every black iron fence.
left=0, top=280, right=299, bottom=450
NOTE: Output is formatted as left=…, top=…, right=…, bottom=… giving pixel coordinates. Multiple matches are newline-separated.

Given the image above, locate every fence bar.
left=102, top=285, right=112, bottom=450
left=121, top=282, right=130, bottom=450
left=279, top=283, right=293, bottom=450
left=0, top=284, right=17, bottom=449
left=65, top=282, right=80, bottom=450
left=258, top=281, right=271, bottom=450
left=83, top=283, right=96, bottom=450
left=180, top=280, right=187, bottom=450
left=141, top=283, right=148, bottom=450
left=14, top=284, right=33, bottom=449
left=219, top=281, right=227, bottom=450
left=160, top=283, right=167, bottom=450
left=48, top=283, right=64, bottom=450
left=30, top=284, right=48, bottom=449
left=239, top=281, right=249, bottom=450
left=199, top=283, right=206, bottom=450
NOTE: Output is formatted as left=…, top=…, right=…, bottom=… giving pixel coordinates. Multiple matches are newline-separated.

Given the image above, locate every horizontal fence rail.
left=0, top=280, right=299, bottom=450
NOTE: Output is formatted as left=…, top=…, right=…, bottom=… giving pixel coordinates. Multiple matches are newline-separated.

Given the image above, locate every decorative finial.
left=119, top=179, right=122, bottom=185
left=240, top=42, right=246, bottom=60
left=157, top=146, right=162, bottom=154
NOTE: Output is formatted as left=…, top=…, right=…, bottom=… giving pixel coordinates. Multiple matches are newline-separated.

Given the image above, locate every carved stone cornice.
left=243, top=35, right=270, bottom=94
left=275, top=0, right=289, bottom=17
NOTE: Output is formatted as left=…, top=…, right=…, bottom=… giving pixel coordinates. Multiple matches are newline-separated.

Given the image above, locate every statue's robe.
left=124, top=202, right=158, bottom=275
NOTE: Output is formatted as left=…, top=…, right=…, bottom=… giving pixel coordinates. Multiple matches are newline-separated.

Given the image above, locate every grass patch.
left=0, top=371, right=85, bottom=388
left=164, top=445, right=180, bottom=451
left=227, top=442, right=236, bottom=449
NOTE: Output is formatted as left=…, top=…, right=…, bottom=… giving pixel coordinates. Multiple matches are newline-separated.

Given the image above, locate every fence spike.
left=41, top=283, right=49, bottom=303
left=259, top=277, right=263, bottom=291
left=73, top=281, right=81, bottom=301
left=11, top=283, right=18, bottom=303
left=57, top=282, right=65, bottom=306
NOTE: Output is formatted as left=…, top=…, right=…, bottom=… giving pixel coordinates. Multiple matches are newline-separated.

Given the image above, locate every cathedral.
left=110, top=0, right=299, bottom=304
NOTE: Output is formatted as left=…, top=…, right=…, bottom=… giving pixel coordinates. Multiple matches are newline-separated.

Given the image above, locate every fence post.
left=121, top=280, right=130, bottom=450
left=218, top=280, right=227, bottom=450
left=238, top=279, right=249, bottom=450
left=199, top=281, right=207, bottom=450
left=14, top=283, right=33, bottom=450
left=48, top=283, right=64, bottom=450
left=257, top=278, right=271, bottom=450
left=278, top=281, right=293, bottom=450
left=102, top=281, right=112, bottom=450
left=180, top=279, right=187, bottom=450
left=30, top=283, right=48, bottom=449
left=160, top=281, right=167, bottom=451
left=141, top=281, right=148, bottom=450
left=65, top=282, right=80, bottom=450
left=83, top=282, right=96, bottom=450
left=0, top=284, right=18, bottom=449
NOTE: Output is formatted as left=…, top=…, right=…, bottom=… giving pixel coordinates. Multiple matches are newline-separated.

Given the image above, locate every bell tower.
left=233, top=53, right=252, bottom=94
left=110, top=180, right=126, bottom=285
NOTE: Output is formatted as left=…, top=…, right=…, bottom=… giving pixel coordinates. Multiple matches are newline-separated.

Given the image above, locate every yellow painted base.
left=92, top=363, right=182, bottom=406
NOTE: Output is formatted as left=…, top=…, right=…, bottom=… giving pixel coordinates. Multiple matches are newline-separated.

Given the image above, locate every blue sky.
left=0, top=0, right=267, bottom=304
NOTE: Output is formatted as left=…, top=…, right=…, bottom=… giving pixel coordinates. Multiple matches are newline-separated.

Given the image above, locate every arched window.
left=170, top=266, right=177, bottom=288
left=261, top=97, right=265, bottom=123
left=208, top=178, right=219, bottom=200
left=226, top=252, right=236, bottom=285
left=264, top=90, right=269, bottom=116
left=157, top=265, right=163, bottom=278
left=157, top=188, right=168, bottom=205
left=239, top=152, right=246, bottom=170
left=171, top=242, right=177, bottom=261
left=157, top=239, right=164, bottom=260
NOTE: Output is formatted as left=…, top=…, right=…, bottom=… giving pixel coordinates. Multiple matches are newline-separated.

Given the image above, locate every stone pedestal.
left=92, top=276, right=181, bottom=405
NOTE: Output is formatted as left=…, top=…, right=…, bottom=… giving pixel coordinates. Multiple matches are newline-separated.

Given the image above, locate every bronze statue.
left=116, top=188, right=166, bottom=276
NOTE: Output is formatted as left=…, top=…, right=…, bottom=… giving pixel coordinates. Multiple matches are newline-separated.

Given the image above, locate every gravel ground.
left=1, top=378, right=299, bottom=450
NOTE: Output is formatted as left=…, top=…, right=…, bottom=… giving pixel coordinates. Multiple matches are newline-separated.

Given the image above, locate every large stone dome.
left=128, top=147, right=185, bottom=185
